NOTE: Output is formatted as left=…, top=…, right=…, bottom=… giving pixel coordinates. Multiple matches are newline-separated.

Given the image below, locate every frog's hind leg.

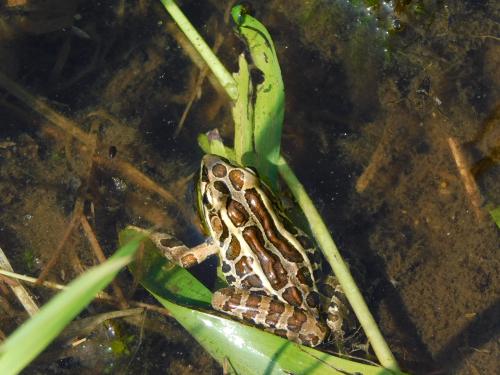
left=212, top=287, right=328, bottom=347
left=151, top=232, right=218, bottom=268
left=318, top=275, right=354, bottom=341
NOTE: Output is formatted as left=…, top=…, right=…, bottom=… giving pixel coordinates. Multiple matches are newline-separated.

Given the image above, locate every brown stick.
left=36, top=203, right=83, bottom=284
left=0, top=246, right=39, bottom=316
left=174, top=33, right=224, bottom=137
left=93, top=155, right=177, bottom=205
left=447, top=137, right=485, bottom=221
left=0, top=268, right=170, bottom=316
left=355, top=115, right=402, bottom=193
left=0, top=71, right=93, bottom=146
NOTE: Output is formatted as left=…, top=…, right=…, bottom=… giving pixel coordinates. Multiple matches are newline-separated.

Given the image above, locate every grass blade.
left=0, top=237, right=141, bottom=375
left=233, top=53, right=255, bottom=165
left=232, top=5, right=285, bottom=187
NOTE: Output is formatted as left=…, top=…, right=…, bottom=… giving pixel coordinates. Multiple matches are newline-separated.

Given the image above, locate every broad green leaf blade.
left=233, top=53, right=255, bottom=165
left=232, top=5, right=285, bottom=187
left=120, top=227, right=401, bottom=375
left=0, top=237, right=142, bottom=375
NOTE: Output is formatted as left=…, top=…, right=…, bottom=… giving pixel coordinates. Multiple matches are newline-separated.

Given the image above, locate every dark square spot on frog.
left=226, top=237, right=241, bottom=260
left=224, top=289, right=243, bottom=311
left=265, top=300, right=285, bottom=326
left=306, top=291, right=320, bottom=309
left=245, top=293, right=262, bottom=309
left=242, top=309, right=259, bottom=320
left=225, top=274, right=236, bottom=284
left=211, top=214, right=228, bottom=241
left=227, top=199, right=249, bottom=227
left=287, top=310, right=307, bottom=332
left=213, top=181, right=230, bottom=194
left=282, top=286, right=303, bottom=307
left=212, top=163, right=227, bottom=177
left=296, top=235, right=313, bottom=250
left=221, top=261, right=231, bottom=273
left=235, top=256, right=253, bottom=277
left=296, top=267, right=313, bottom=287
left=318, top=283, right=335, bottom=298
left=242, top=274, right=263, bottom=288
left=229, top=169, right=244, bottom=190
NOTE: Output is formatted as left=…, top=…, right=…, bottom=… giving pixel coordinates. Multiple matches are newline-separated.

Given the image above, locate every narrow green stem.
left=277, top=157, right=400, bottom=371
left=160, top=0, right=238, bottom=100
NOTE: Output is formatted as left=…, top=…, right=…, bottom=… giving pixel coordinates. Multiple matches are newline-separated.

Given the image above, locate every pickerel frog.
left=152, top=154, right=353, bottom=347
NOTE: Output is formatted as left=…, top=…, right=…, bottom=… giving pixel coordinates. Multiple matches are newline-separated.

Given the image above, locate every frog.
left=150, top=154, right=354, bottom=347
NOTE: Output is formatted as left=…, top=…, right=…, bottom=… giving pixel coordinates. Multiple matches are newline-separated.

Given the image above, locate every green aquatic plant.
left=160, top=0, right=400, bottom=372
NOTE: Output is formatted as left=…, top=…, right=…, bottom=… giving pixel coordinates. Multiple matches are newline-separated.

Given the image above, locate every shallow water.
left=0, top=0, right=498, bottom=373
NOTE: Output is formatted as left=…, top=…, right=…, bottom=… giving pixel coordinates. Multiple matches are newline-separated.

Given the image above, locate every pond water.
left=0, top=0, right=498, bottom=374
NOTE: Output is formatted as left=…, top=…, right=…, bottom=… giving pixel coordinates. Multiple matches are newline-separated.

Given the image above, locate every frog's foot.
left=212, top=287, right=328, bottom=347
left=150, top=232, right=218, bottom=268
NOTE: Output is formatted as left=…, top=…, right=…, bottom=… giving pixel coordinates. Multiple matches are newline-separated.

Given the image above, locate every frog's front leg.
left=212, top=287, right=329, bottom=347
left=150, top=232, right=218, bottom=268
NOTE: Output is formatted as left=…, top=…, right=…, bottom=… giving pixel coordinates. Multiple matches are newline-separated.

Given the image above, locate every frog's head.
left=199, top=154, right=259, bottom=211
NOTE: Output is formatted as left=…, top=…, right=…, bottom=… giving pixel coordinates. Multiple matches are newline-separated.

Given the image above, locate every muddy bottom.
left=0, top=0, right=498, bottom=374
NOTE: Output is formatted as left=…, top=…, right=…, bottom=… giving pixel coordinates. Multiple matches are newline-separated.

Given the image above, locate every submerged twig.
left=0, top=247, right=39, bottom=316
left=160, top=0, right=237, bottom=100
left=0, top=268, right=170, bottom=316
left=356, top=121, right=397, bottom=193
left=93, top=155, right=177, bottom=205
left=36, top=202, right=83, bottom=284
left=0, top=269, right=65, bottom=290
left=174, top=33, right=224, bottom=137
left=0, top=71, right=93, bottom=146
left=447, top=137, right=485, bottom=221
left=58, top=308, right=144, bottom=341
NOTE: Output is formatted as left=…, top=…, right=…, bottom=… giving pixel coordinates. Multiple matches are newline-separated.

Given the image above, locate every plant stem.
left=159, top=0, right=238, bottom=100
left=277, top=157, right=400, bottom=371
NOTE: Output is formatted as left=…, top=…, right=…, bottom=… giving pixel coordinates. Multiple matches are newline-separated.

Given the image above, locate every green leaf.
left=232, top=54, right=255, bottom=165
left=232, top=5, right=285, bottom=187
left=489, top=206, right=500, bottom=228
left=0, top=237, right=142, bottom=375
left=120, top=226, right=403, bottom=375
